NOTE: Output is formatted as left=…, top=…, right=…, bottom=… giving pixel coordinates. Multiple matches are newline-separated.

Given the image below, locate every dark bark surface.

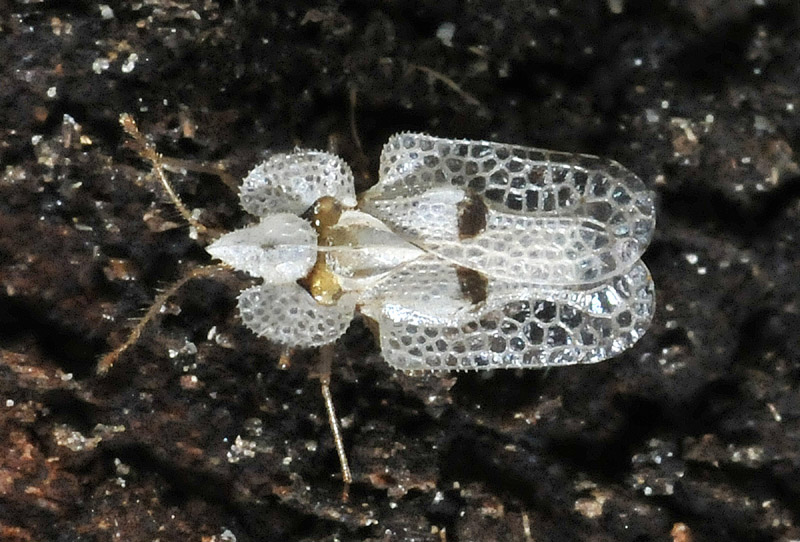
left=2, top=1, right=800, bottom=541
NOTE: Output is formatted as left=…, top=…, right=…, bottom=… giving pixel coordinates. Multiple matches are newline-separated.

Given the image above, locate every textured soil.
left=2, top=1, right=800, bottom=541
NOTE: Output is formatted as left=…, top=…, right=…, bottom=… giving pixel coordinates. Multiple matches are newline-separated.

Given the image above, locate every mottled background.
left=1, top=1, right=799, bottom=541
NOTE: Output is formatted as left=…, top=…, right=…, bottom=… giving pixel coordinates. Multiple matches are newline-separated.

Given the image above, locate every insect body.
left=109, top=122, right=655, bottom=487
left=207, top=133, right=656, bottom=371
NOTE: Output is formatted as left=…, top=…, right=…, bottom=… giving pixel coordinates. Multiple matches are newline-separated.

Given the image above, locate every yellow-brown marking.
left=299, top=196, right=345, bottom=305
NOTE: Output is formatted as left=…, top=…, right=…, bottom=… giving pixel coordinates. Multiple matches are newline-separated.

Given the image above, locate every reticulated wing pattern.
left=359, top=257, right=655, bottom=371
left=238, top=283, right=356, bottom=348
left=239, top=150, right=357, bottom=216
left=360, top=133, right=656, bottom=284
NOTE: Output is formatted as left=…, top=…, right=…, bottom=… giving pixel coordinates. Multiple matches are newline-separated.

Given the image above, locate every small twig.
left=161, top=155, right=239, bottom=193
left=348, top=86, right=364, bottom=154
left=409, top=63, right=482, bottom=107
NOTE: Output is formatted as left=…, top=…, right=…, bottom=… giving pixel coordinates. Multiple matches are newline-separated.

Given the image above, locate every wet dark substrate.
left=2, top=1, right=800, bottom=541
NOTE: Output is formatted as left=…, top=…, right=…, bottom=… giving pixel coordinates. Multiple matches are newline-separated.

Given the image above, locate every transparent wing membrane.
left=360, top=258, right=655, bottom=371
left=240, top=150, right=357, bottom=216
left=238, top=283, right=356, bottom=348
left=360, top=133, right=655, bottom=284
left=359, top=256, right=479, bottom=326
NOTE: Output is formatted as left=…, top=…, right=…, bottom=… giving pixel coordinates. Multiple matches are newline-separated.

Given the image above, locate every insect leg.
left=98, top=264, right=227, bottom=374
left=522, top=512, right=533, bottom=542
left=316, top=343, right=353, bottom=488
left=278, top=346, right=294, bottom=370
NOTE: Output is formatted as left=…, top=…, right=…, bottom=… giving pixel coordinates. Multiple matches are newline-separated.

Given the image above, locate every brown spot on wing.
left=457, top=191, right=488, bottom=240
left=455, top=265, right=488, bottom=305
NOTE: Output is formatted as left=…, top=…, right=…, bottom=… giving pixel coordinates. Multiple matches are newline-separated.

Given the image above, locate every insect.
left=105, top=118, right=656, bottom=487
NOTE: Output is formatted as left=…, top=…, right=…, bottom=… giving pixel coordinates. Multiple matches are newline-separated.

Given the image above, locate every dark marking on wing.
left=455, top=265, right=489, bottom=305
left=457, top=191, right=488, bottom=240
